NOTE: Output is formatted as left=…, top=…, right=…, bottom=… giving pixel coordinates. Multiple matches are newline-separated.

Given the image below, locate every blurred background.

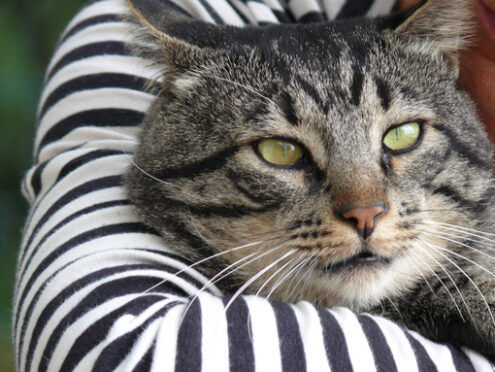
left=0, top=0, right=85, bottom=370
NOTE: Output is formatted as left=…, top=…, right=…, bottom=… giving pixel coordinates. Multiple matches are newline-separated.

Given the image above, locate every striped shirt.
left=13, top=0, right=495, bottom=370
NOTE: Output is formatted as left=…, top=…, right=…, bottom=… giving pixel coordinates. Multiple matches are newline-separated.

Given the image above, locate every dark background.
left=0, top=0, right=86, bottom=369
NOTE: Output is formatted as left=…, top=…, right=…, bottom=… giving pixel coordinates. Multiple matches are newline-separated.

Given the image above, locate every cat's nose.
left=336, top=203, right=388, bottom=239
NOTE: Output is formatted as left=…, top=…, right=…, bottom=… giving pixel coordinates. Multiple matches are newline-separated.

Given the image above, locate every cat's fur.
left=124, top=0, right=495, bottom=360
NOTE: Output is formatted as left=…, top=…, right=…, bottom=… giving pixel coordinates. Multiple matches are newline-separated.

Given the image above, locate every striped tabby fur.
left=125, top=0, right=495, bottom=360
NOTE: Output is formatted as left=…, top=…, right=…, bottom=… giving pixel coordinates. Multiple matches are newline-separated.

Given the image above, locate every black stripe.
left=30, top=161, right=48, bottom=196
left=155, top=146, right=238, bottom=180
left=57, top=149, right=122, bottom=182
left=60, top=14, right=120, bottom=45
left=337, top=0, right=374, bottom=19
left=224, top=297, right=255, bottom=372
left=46, top=41, right=128, bottom=83
left=18, top=199, right=131, bottom=298
left=130, top=344, right=153, bottom=372
left=198, top=0, right=225, bottom=24
left=432, top=185, right=487, bottom=214
left=401, top=328, right=438, bottom=372
left=20, top=262, right=191, bottom=370
left=18, top=175, right=121, bottom=267
left=350, top=65, right=364, bottom=107
left=434, top=124, right=492, bottom=171
left=279, top=91, right=299, bottom=126
left=39, top=73, right=155, bottom=119
left=295, top=76, right=328, bottom=114
left=33, top=276, right=183, bottom=372
left=272, top=301, right=307, bottom=372
left=160, top=194, right=281, bottom=218
left=37, top=109, right=144, bottom=156
left=298, top=11, right=326, bottom=23
left=91, top=304, right=172, bottom=372
left=448, top=345, right=476, bottom=372
left=18, top=222, right=156, bottom=328
left=273, top=9, right=294, bottom=23
left=375, top=76, right=392, bottom=111
left=175, top=298, right=202, bottom=372
left=318, top=309, right=353, bottom=371
left=358, top=315, right=398, bottom=372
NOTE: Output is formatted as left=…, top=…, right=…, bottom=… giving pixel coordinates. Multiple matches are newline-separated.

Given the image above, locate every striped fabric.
left=14, top=0, right=495, bottom=370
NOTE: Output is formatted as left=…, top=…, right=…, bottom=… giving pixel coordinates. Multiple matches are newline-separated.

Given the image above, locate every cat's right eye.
left=257, top=138, right=303, bottom=166
left=383, top=122, right=421, bottom=153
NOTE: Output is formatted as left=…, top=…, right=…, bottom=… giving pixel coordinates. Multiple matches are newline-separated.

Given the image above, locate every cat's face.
left=126, top=0, right=493, bottom=309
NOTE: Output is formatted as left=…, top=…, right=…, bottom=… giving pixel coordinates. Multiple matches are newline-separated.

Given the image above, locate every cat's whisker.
left=405, top=248, right=436, bottom=296
left=427, top=220, right=495, bottom=238
left=420, top=229, right=495, bottom=262
left=123, top=150, right=179, bottom=189
left=421, top=225, right=495, bottom=250
left=255, top=257, right=298, bottom=298
left=182, top=242, right=290, bottom=324
left=267, top=255, right=313, bottom=300
left=206, top=74, right=276, bottom=106
left=384, top=296, right=403, bottom=319
left=241, top=222, right=303, bottom=240
left=223, top=249, right=298, bottom=314
left=137, top=235, right=287, bottom=298
left=418, top=237, right=495, bottom=328
left=411, top=241, right=468, bottom=322
left=282, top=253, right=318, bottom=301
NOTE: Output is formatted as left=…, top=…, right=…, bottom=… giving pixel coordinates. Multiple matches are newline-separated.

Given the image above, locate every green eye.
left=383, top=122, right=421, bottom=152
left=257, top=138, right=303, bottom=166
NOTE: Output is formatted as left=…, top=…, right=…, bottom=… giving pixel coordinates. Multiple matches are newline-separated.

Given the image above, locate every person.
left=13, top=0, right=494, bottom=371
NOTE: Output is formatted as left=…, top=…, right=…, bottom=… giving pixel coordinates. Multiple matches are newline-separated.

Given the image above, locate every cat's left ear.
left=394, top=0, right=473, bottom=76
left=124, top=0, right=229, bottom=73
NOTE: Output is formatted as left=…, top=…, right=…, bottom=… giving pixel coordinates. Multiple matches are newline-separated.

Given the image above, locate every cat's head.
left=125, top=0, right=494, bottom=309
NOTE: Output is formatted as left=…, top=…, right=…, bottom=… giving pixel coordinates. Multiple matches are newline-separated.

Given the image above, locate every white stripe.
left=367, top=315, right=419, bottom=372
left=292, top=302, right=331, bottom=372
left=169, top=0, right=216, bottom=22
left=409, top=330, right=458, bottom=372
left=200, top=294, right=230, bottom=372
left=321, top=0, right=346, bottom=20
left=36, top=88, right=153, bottom=153
left=60, top=0, right=128, bottom=41
left=151, top=304, right=185, bottom=372
left=330, top=307, right=376, bottom=372
left=38, top=127, right=140, bottom=163
left=288, top=0, right=322, bottom=20
left=462, top=348, right=495, bottom=372
left=229, top=0, right=259, bottom=24
left=367, top=0, right=396, bottom=17
left=262, top=0, right=285, bottom=12
left=39, top=55, right=160, bottom=116
left=47, top=22, right=131, bottom=74
left=203, top=0, right=246, bottom=25
left=246, top=295, right=283, bottom=372
left=247, top=1, right=280, bottom=23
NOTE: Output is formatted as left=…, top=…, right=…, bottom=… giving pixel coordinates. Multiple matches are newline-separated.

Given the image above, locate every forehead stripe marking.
left=374, top=76, right=391, bottom=111
left=295, top=76, right=329, bottom=114
left=350, top=65, right=364, bottom=107
left=279, top=91, right=299, bottom=126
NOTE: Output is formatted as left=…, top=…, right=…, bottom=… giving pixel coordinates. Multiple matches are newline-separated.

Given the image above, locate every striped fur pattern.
left=125, top=0, right=495, bottom=359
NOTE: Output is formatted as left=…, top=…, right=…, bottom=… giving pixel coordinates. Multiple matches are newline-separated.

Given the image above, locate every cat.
left=124, top=0, right=495, bottom=361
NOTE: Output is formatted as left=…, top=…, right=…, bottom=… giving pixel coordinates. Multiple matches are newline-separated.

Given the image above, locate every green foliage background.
left=0, top=0, right=86, bottom=370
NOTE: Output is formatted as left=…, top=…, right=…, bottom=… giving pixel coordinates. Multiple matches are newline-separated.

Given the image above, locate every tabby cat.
left=124, top=0, right=495, bottom=360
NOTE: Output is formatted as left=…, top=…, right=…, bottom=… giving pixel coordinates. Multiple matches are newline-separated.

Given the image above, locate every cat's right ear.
left=124, top=0, right=224, bottom=74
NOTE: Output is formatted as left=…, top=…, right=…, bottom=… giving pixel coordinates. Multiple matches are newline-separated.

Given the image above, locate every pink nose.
left=337, top=204, right=388, bottom=239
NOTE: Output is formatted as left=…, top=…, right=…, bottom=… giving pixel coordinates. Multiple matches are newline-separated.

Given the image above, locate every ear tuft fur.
left=395, top=0, right=474, bottom=73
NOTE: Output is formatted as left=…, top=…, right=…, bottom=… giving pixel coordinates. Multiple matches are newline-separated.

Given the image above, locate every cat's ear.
left=394, top=0, right=473, bottom=75
left=124, top=0, right=225, bottom=73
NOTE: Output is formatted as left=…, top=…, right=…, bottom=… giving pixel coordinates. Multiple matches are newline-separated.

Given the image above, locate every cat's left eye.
left=257, top=138, right=303, bottom=166
left=383, top=122, right=421, bottom=153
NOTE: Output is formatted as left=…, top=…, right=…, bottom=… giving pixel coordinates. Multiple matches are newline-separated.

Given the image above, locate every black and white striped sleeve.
left=13, top=0, right=495, bottom=371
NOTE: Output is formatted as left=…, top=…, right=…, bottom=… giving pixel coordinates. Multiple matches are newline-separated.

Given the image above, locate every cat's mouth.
left=321, top=249, right=391, bottom=274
